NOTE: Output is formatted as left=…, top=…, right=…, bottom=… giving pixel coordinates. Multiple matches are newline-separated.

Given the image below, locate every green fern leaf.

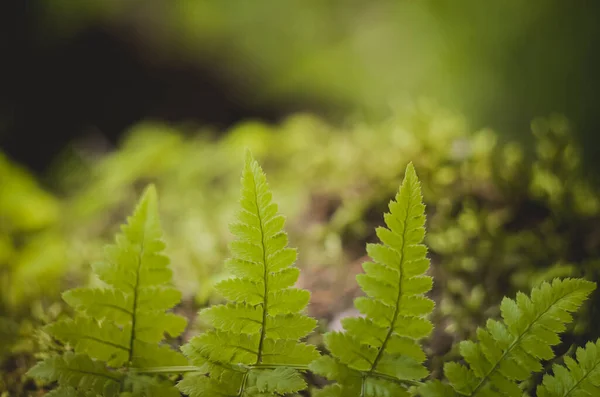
left=27, top=352, right=122, bottom=397
left=313, top=384, right=345, bottom=397
left=537, top=338, right=600, bottom=397
left=44, top=386, right=101, bottom=397
left=124, top=374, right=182, bottom=397
left=248, top=367, right=307, bottom=394
left=46, top=317, right=129, bottom=366
left=179, top=152, right=319, bottom=396
left=311, top=163, right=434, bottom=396
left=418, top=380, right=460, bottom=397
left=178, top=374, right=240, bottom=397
left=28, top=186, right=187, bottom=395
left=423, top=278, right=595, bottom=397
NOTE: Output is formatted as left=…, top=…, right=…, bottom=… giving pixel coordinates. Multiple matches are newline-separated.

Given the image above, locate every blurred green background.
left=1, top=1, right=600, bottom=395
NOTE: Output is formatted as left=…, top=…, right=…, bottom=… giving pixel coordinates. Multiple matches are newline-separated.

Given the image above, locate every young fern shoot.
left=28, top=185, right=188, bottom=397
left=420, top=278, right=596, bottom=397
left=178, top=153, right=320, bottom=397
left=310, top=163, right=434, bottom=397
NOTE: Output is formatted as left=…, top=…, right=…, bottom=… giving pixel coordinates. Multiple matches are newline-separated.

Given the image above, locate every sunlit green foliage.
left=27, top=186, right=187, bottom=396
left=57, top=104, right=467, bottom=307
left=35, top=106, right=600, bottom=372
left=178, top=153, right=319, bottom=397
left=3, top=103, right=600, bottom=395
left=9, top=144, right=600, bottom=396
left=52, top=107, right=600, bottom=350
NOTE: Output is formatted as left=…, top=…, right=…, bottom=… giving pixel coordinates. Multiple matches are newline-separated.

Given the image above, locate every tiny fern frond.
left=420, top=278, right=595, bottom=397
left=537, top=338, right=600, bottom=397
left=178, top=152, right=320, bottom=397
left=28, top=185, right=187, bottom=396
left=310, top=163, right=434, bottom=397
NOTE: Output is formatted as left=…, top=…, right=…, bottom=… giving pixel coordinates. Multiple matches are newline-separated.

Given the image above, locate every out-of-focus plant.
left=0, top=153, right=68, bottom=393
left=0, top=153, right=65, bottom=313
left=426, top=114, right=600, bottom=378
left=1, top=302, right=64, bottom=396
left=54, top=102, right=467, bottom=308
left=35, top=0, right=600, bottom=158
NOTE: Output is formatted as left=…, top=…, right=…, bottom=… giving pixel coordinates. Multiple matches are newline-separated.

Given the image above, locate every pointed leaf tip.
left=139, top=184, right=158, bottom=207
left=145, top=183, right=157, bottom=196
left=245, top=149, right=255, bottom=164
left=405, top=162, right=417, bottom=178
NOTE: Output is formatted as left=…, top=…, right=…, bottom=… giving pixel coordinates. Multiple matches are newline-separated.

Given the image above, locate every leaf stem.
left=253, top=166, right=269, bottom=365
left=237, top=371, right=250, bottom=397
left=127, top=236, right=145, bottom=365
left=129, top=363, right=311, bottom=375
left=248, top=363, right=309, bottom=371
left=129, top=366, right=204, bottom=374
left=370, top=371, right=423, bottom=387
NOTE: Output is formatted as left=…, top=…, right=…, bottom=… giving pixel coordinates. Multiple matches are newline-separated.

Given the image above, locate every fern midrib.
left=98, top=303, right=133, bottom=317
left=368, top=192, right=413, bottom=373
left=253, top=175, right=269, bottom=366
left=469, top=289, right=578, bottom=396
left=77, top=335, right=130, bottom=351
left=127, top=224, right=147, bottom=365
left=224, top=341, right=259, bottom=356
left=62, top=366, right=123, bottom=382
left=360, top=369, right=424, bottom=396
left=238, top=370, right=250, bottom=397
left=132, top=363, right=421, bottom=387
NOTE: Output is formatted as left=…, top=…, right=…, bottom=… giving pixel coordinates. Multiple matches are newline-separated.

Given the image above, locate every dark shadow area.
left=0, top=1, right=333, bottom=174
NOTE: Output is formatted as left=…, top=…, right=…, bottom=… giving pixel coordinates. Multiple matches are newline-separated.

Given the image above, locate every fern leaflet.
left=28, top=352, right=123, bottom=396
left=28, top=185, right=187, bottom=396
left=178, top=153, right=319, bottom=396
left=537, top=338, right=600, bottom=397
left=420, top=278, right=595, bottom=397
left=310, top=163, right=434, bottom=397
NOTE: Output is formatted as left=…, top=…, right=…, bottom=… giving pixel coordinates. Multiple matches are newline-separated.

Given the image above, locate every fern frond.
left=421, top=278, right=595, bottom=397
left=537, top=338, right=600, bottom=397
left=28, top=186, right=187, bottom=395
left=310, top=163, right=434, bottom=396
left=179, top=152, right=319, bottom=396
